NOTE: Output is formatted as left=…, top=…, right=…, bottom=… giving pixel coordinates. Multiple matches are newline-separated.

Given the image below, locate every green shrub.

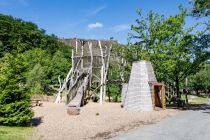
left=0, top=102, right=33, bottom=126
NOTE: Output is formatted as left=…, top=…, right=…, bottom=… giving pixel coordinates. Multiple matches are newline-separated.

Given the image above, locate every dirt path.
left=32, top=102, right=179, bottom=140
left=112, top=104, right=210, bottom=140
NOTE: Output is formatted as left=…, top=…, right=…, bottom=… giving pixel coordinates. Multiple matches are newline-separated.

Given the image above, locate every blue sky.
left=0, top=0, right=201, bottom=44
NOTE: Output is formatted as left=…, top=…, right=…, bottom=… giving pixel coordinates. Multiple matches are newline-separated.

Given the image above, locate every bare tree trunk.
left=185, top=91, right=188, bottom=105
left=175, top=76, right=180, bottom=98
left=196, top=89, right=199, bottom=95
left=185, top=78, right=189, bottom=105
left=108, top=85, right=111, bottom=102
left=175, top=76, right=181, bottom=107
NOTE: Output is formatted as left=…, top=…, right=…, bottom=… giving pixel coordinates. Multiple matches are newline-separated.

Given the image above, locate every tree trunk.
left=175, top=76, right=181, bottom=107
left=185, top=93, right=188, bottom=105
left=175, top=76, right=180, bottom=98
left=196, top=89, right=199, bottom=95
left=184, top=89, right=188, bottom=105
left=108, top=85, right=111, bottom=102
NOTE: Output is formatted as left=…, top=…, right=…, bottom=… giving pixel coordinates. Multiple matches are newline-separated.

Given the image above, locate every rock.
left=67, top=107, right=80, bottom=115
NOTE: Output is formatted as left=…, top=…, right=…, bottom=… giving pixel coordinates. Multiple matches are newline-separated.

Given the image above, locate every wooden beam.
left=75, top=38, right=78, bottom=53
left=99, top=40, right=105, bottom=104
left=103, top=44, right=112, bottom=101
left=88, top=41, right=93, bottom=87
left=99, top=65, right=104, bottom=104
left=81, top=41, right=84, bottom=70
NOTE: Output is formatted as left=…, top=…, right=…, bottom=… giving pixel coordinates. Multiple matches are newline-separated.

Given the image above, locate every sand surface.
left=32, top=102, right=179, bottom=140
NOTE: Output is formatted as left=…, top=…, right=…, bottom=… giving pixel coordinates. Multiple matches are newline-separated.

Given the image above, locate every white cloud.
left=88, top=6, right=106, bottom=16
left=111, top=24, right=130, bottom=32
left=88, top=22, right=103, bottom=29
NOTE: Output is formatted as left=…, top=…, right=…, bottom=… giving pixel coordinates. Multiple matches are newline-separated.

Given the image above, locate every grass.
left=0, top=126, right=39, bottom=140
left=181, top=94, right=210, bottom=104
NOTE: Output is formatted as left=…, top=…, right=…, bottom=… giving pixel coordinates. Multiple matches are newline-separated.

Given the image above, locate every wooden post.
left=88, top=42, right=93, bottom=86
left=81, top=41, right=84, bottom=70
left=71, top=50, right=74, bottom=85
left=103, top=44, right=112, bottom=101
left=100, top=65, right=104, bottom=104
left=99, top=40, right=105, bottom=104
left=72, top=49, right=74, bottom=71
left=65, top=80, right=68, bottom=105
left=75, top=38, right=78, bottom=53
left=162, top=83, right=166, bottom=110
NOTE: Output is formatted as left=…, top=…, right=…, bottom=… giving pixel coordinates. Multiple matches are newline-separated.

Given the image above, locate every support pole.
left=88, top=42, right=93, bottom=86
left=103, top=44, right=112, bottom=101
left=100, top=65, right=104, bottom=104
left=81, top=41, right=84, bottom=70
left=71, top=49, right=74, bottom=85
left=99, top=40, right=104, bottom=104
left=75, top=38, right=78, bottom=53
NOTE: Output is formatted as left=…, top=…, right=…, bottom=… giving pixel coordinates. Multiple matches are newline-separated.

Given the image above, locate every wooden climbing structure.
left=55, top=38, right=112, bottom=109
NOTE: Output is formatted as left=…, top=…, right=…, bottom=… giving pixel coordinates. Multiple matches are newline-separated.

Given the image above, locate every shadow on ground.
left=32, top=116, right=43, bottom=126
left=167, top=102, right=210, bottom=109
left=167, top=103, right=210, bottom=115
left=89, top=120, right=156, bottom=140
left=186, top=104, right=210, bottom=111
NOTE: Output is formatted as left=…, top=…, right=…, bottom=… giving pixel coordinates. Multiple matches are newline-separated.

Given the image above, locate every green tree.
left=0, top=54, right=33, bottom=126
left=0, top=14, right=72, bottom=126
left=107, top=43, right=131, bottom=102
left=49, top=50, right=71, bottom=83
left=129, top=8, right=210, bottom=99
left=190, top=0, right=210, bottom=17
left=26, top=63, right=46, bottom=94
left=189, top=63, right=210, bottom=94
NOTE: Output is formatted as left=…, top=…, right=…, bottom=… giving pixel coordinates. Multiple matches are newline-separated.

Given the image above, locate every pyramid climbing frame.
left=122, top=61, right=166, bottom=111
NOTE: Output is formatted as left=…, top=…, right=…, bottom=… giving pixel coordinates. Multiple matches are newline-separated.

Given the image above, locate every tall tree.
left=129, top=8, right=210, bottom=99
left=0, top=14, right=72, bottom=125
left=188, top=63, right=210, bottom=94
left=190, top=0, right=210, bottom=17
left=0, top=54, right=33, bottom=126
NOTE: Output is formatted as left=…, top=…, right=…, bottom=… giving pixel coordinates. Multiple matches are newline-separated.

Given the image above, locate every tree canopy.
left=190, top=0, right=210, bottom=17
left=128, top=8, right=210, bottom=97
left=0, top=14, right=71, bottom=125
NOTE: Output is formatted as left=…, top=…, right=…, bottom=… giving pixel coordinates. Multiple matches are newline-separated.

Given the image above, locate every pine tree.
left=0, top=54, right=33, bottom=126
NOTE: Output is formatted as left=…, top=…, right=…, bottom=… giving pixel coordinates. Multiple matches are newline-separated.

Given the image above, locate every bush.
left=0, top=101, right=33, bottom=126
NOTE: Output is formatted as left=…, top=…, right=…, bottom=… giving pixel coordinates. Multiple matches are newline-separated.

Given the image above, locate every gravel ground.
left=32, top=102, right=179, bottom=140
